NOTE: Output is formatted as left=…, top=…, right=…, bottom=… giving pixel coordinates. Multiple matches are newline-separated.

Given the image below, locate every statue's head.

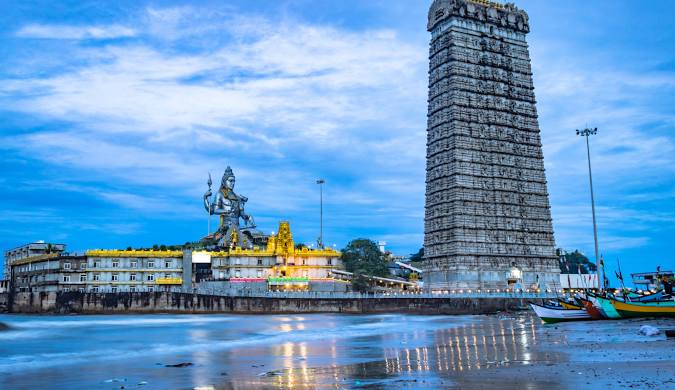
left=222, top=166, right=235, bottom=191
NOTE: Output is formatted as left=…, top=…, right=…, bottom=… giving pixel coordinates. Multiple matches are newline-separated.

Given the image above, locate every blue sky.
left=1, top=0, right=674, bottom=283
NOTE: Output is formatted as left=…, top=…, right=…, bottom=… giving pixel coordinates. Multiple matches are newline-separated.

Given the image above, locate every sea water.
left=3, top=312, right=643, bottom=389
left=0, top=314, right=479, bottom=388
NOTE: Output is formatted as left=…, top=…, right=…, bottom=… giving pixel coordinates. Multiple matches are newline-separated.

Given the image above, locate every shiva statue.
left=203, top=166, right=258, bottom=248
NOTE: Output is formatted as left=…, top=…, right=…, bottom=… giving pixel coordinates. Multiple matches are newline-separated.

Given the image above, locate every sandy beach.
left=1, top=313, right=673, bottom=389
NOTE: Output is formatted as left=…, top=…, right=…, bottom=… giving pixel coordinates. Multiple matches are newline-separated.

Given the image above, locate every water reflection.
left=247, top=315, right=566, bottom=389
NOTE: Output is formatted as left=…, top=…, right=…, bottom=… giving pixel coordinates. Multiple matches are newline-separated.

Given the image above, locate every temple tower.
left=422, top=0, right=560, bottom=291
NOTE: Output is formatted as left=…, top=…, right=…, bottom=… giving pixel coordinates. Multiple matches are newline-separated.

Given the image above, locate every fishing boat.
left=578, top=296, right=604, bottom=320
left=529, top=303, right=593, bottom=323
left=587, top=293, right=621, bottom=319
left=610, top=298, right=675, bottom=318
left=623, top=290, right=665, bottom=303
left=558, top=299, right=583, bottom=310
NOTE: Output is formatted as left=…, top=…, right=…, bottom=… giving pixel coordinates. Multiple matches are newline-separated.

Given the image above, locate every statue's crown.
left=223, top=166, right=234, bottom=179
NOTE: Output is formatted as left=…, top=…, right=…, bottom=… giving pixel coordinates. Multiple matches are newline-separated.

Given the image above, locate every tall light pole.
left=316, top=179, right=325, bottom=248
left=576, top=127, right=601, bottom=290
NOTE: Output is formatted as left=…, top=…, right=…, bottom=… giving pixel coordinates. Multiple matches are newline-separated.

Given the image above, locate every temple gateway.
left=422, top=0, right=560, bottom=292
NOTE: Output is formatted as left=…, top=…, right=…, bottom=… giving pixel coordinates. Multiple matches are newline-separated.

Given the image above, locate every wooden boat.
left=624, top=290, right=664, bottom=303
left=578, top=297, right=604, bottom=320
left=558, top=299, right=583, bottom=310
left=588, top=293, right=621, bottom=319
left=610, top=298, right=675, bottom=318
left=530, top=303, right=593, bottom=323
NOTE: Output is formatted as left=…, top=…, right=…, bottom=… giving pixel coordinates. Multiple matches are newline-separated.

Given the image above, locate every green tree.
left=409, top=247, right=424, bottom=262
left=341, top=238, right=389, bottom=282
left=351, top=274, right=371, bottom=292
left=152, top=244, right=159, bottom=251
left=159, top=244, right=167, bottom=251
left=558, top=249, right=597, bottom=274
left=295, top=243, right=308, bottom=250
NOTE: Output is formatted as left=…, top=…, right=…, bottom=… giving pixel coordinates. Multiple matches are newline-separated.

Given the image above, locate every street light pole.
left=316, top=179, right=325, bottom=248
left=576, top=127, right=601, bottom=290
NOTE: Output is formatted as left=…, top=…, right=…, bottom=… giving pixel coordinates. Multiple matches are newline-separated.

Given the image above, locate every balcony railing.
left=187, top=289, right=558, bottom=300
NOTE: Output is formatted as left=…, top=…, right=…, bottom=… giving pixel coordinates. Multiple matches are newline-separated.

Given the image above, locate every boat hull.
left=589, top=294, right=621, bottom=319
left=580, top=298, right=604, bottom=320
left=559, top=300, right=583, bottom=310
left=610, top=299, right=675, bottom=318
left=530, top=303, right=593, bottom=323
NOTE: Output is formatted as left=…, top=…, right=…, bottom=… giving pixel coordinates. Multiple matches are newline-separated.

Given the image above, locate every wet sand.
left=240, top=315, right=675, bottom=389
left=0, top=313, right=673, bottom=389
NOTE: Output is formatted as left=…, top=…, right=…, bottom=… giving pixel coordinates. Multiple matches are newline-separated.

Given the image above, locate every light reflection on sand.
left=243, top=314, right=566, bottom=389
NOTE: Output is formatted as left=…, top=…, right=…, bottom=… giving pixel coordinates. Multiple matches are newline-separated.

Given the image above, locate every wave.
left=0, top=315, right=472, bottom=374
left=9, top=315, right=235, bottom=330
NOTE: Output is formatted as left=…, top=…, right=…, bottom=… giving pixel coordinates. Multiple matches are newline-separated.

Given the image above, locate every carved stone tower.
left=422, top=0, right=560, bottom=291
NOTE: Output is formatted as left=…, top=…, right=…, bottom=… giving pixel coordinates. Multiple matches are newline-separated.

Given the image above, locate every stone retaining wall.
left=10, top=292, right=539, bottom=315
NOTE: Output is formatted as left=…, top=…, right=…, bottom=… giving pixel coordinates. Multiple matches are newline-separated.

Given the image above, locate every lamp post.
left=576, top=127, right=601, bottom=290
left=316, top=179, right=325, bottom=248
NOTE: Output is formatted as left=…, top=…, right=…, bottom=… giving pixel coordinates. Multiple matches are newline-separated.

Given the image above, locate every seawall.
left=9, top=292, right=541, bottom=315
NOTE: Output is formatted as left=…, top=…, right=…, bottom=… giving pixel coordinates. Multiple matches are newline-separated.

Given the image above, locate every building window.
left=148, top=261, right=155, bottom=268
left=257, top=270, right=262, bottom=278
left=164, top=273, right=171, bottom=278
left=302, top=259, right=306, bottom=265
left=148, top=287, right=154, bottom=292
left=94, top=261, right=100, bottom=268
left=93, top=273, right=100, bottom=281
left=235, top=270, right=241, bottom=278
left=92, top=287, right=99, bottom=292
left=63, top=287, right=70, bottom=292
left=327, top=259, right=332, bottom=265
left=147, top=274, right=155, bottom=281
left=111, top=286, right=118, bottom=293
left=257, top=259, right=263, bottom=265
left=78, top=288, right=85, bottom=293
left=64, top=262, right=71, bottom=269
left=63, top=275, right=71, bottom=282
left=130, top=261, right=137, bottom=268
left=130, top=273, right=137, bottom=281
left=235, top=258, right=241, bottom=265
left=80, top=263, right=86, bottom=269
left=130, top=287, right=136, bottom=292
left=112, top=261, right=119, bottom=268
left=80, top=274, right=86, bottom=282
left=164, top=261, right=171, bottom=268
left=112, top=274, right=119, bottom=281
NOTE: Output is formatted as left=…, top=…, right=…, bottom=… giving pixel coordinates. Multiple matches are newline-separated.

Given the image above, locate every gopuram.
left=422, top=0, right=560, bottom=291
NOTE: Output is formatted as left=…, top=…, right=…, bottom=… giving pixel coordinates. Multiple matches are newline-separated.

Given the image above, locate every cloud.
left=2, top=2, right=674, bottom=263
left=0, top=7, right=428, bottom=251
left=15, top=23, right=137, bottom=40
